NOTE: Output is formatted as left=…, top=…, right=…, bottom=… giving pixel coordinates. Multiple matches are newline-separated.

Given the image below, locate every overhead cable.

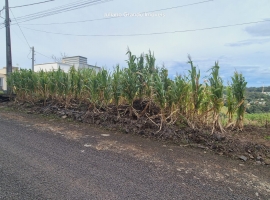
left=21, top=19, right=270, bottom=37
left=21, top=0, right=214, bottom=26
left=10, top=0, right=55, bottom=9
left=11, top=0, right=111, bottom=24
left=10, top=9, right=31, bottom=48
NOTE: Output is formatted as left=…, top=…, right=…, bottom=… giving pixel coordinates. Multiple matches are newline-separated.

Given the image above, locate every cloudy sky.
left=0, top=0, right=269, bottom=87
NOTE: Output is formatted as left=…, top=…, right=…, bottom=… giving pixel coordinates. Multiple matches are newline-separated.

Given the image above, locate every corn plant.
left=188, top=55, right=204, bottom=123
left=97, top=69, right=111, bottom=108
left=200, top=84, right=211, bottom=125
left=225, top=84, right=235, bottom=126
left=145, top=50, right=156, bottom=74
left=122, top=50, right=139, bottom=117
left=208, top=62, right=225, bottom=133
left=167, top=75, right=189, bottom=125
left=112, top=65, right=123, bottom=116
left=152, top=71, right=167, bottom=130
left=38, top=70, right=49, bottom=105
left=231, top=71, right=247, bottom=131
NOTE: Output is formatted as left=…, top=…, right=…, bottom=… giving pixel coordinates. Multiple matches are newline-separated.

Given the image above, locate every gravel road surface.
left=0, top=110, right=269, bottom=199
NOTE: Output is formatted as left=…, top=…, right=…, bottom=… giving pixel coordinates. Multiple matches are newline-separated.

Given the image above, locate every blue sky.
left=0, top=0, right=269, bottom=87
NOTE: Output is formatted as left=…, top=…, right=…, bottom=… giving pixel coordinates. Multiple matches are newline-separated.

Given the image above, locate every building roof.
left=63, top=56, right=87, bottom=59
left=35, top=62, right=70, bottom=66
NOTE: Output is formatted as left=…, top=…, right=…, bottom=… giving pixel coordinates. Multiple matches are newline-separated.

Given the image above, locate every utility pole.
left=5, top=0, right=12, bottom=93
left=31, top=47, right=35, bottom=71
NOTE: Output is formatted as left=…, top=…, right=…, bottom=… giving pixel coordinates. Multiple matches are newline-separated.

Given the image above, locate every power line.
left=21, top=0, right=214, bottom=26
left=11, top=0, right=111, bottom=24
left=14, top=0, right=94, bottom=19
left=10, top=0, right=55, bottom=9
left=14, top=0, right=103, bottom=21
left=21, top=19, right=270, bottom=37
left=35, top=51, right=53, bottom=60
left=12, top=0, right=102, bottom=21
left=10, top=9, right=31, bottom=48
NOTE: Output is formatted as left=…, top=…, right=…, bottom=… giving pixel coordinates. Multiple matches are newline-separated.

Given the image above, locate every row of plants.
left=7, top=50, right=247, bottom=132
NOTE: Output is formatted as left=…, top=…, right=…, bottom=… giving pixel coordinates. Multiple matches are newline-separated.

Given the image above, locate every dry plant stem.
left=145, top=113, right=159, bottom=127
left=139, top=101, right=150, bottom=117
left=211, top=113, right=226, bottom=134
left=132, top=107, right=140, bottom=119
left=226, top=122, right=234, bottom=129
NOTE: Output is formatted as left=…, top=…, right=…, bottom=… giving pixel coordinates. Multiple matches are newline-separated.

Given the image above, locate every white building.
left=34, top=56, right=101, bottom=73
left=0, top=67, right=19, bottom=91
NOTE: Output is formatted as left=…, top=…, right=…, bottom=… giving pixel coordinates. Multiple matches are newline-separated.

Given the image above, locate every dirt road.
left=0, top=110, right=269, bottom=199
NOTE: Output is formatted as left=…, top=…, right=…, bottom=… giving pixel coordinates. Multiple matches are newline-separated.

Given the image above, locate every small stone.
left=84, top=144, right=92, bottom=147
left=198, top=145, right=207, bottom=149
left=249, top=154, right=254, bottom=159
left=255, top=192, right=259, bottom=197
left=136, top=124, right=142, bottom=128
left=138, top=130, right=144, bottom=135
left=264, top=158, right=270, bottom=165
left=239, top=155, right=248, bottom=162
left=256, top=156, right=263, bottom=161
left=101, top=134, right=110, bottom=137
left=255, top=161, right=262, bottom=165
left=95, top=120, right=100, bottom=125
left=213, top=133, right=225, bottom=141
left=62, top=115, right=67, bottom=119
left=255, top=145, right=262, bottom=150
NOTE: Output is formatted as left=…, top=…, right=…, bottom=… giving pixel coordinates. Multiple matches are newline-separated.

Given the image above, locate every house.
left=34, top=56, right=101, bottom=73
left=0, top=67, right=19, bottom=91
left=262, top=92, right=270, bottom=96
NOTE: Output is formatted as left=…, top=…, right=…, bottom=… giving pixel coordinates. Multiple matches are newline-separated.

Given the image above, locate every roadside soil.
left=0, top=102, right=270, bottom=199
left=0, top=100, right=270, bottom=167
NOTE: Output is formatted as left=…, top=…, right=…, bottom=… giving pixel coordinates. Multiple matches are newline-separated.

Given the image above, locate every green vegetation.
left=265, top=136, right=270, bottom=140
left=208, top=62, right=224, bottom=133
left=7, top=50, right=249, bottom=131
left=231, top=72, right=247, bottom=131
left=245, top=113, right=270, bottom=127
left=245, top=91, right=270, bottom=113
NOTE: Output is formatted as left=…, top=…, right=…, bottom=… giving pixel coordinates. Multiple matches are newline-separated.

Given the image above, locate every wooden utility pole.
left=5, top=0, right=12, bottom=93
